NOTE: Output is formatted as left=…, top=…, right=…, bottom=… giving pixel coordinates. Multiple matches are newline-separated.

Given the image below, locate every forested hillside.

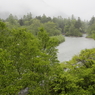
left=0, top=13, right=95, bottom=94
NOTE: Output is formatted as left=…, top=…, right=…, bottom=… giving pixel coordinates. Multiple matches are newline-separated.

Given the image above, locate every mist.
left=0, top=0, right=67, bottom=19
left=0, top=0, right=95, bottom=20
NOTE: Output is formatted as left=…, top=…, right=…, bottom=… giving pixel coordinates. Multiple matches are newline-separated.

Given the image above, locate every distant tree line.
left=87, top=16, right=95, bottom=39
left=0, top=13, right=88, bottom=37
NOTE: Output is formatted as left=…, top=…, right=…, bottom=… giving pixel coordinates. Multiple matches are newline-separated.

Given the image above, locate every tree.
left=0, top=21, right=59, bottom=94
left=0, top=26, right=42, bottom=94
left=53, top=16, right=64, bottom=33
left=87, top=23, right=95, bottom=38
left=41, top=14, right=49, bottom=23
left=37, top=27, right=59, bottom=63
left=43, top=21, right=61, bottom=36
left=19, top=13, right=33, bottom=26
left=49, top=63, right=78, bottom=95
left=49, top=48, right=95, bottom=95
left=27, top=19, right=42, bottom=35
left=0, top=48, right=20, bottom=94
left=89, top=16, right=95, bottom=26
left=6, top=14, right=19, bottom=27
left=75, top=17, right=82, bottom=29
left=18, top=18, right=24, bottom=26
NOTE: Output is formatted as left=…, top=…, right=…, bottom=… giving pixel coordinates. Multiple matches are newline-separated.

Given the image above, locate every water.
left=57, top=35, right=95, bottom=62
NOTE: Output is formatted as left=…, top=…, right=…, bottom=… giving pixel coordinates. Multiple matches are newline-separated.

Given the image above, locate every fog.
left=0, top=0, right=95, bottom=20
left=44, top=0, right=95, bottom=20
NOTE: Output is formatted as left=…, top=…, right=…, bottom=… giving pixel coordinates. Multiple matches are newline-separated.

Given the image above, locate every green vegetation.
left=0, top=13, right=95, bottom=94
left=0, top=21, right=59, bottom=94
left=64, top=16, right=84, bottom=37
left=51, top=34, right=65, bottom=44
left=50, top=48, right=95, bottom=95
left=87, top=16, right=95, bottom=39
left=2, top=13, right=86, bottom=37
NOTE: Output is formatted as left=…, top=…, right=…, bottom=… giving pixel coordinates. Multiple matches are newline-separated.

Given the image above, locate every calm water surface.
left=57, top=35, right=95, bottom=62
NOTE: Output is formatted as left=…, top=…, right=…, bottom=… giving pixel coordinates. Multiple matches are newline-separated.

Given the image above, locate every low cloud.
left=0, top=0, right=67, bottom=19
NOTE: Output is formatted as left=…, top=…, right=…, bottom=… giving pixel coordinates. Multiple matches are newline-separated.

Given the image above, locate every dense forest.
left=0, top=13, right=95, bottom=95
left=1, top=13, right=86, bottom=36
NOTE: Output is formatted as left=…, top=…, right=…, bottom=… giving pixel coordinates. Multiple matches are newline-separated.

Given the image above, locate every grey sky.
left=0, top=0, right=95, bottom=20
left=44, top=0, right=95, bottom=20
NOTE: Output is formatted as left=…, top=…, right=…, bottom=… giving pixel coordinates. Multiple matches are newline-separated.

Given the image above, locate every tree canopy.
left=0, top=21, right=59, bottom=94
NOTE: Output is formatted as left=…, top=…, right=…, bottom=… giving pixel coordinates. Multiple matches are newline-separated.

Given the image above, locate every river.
left=57, top=34, right=95, bottom=62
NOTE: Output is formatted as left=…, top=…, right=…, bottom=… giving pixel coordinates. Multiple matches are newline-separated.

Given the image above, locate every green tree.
left=53, top=16, right=64, bottom=33
left=49, top=48, right=95, bottom=95
left=87, top=23, right=95, bottom=38
left=43, top=21, right=61, bottom=36
left=0, top=49, right=20, bottom=95
left=89, top=16, right=95, bottom=26
left=6, top=14, right=20, bottom=28
left=49, top=64, right=78, bottom=95
left=40, top=14, right=50, bottom=23
left=27, top=19, right=42, bottom=35
left=75, top=17, right=82, bottom=29
left=0, top=21, right=59, bottom=94
left=19, top=13, right=33, bottom=26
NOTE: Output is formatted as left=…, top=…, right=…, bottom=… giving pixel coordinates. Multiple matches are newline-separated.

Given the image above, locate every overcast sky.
left=0, top=0, right=95, bottom=20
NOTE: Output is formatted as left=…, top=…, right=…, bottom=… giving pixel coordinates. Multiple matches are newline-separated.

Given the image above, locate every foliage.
left=5, top=14, right=20, bottom=29
left=0, top=21, right=59, bottom=95
left=43, top=21, right=61, bottom=36
left=1, top=13, right=87, bottom=37
left=26, top=19, right=42, bottom=35
left=64, top=17, right=83, bottom=37
left=1, top=13, right=95, bottom=95
left=87, top=16, right=95, bottom=39
left=51, top=34, right=65, bottom=44
left=50, top=48, right=95, bottom=95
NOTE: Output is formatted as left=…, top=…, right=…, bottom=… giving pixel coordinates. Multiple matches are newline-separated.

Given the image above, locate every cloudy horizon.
left=0, top=0, right=95, bottom=20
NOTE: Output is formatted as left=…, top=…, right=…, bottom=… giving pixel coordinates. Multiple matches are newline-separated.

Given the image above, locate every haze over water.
left=57, top=35, right=95, bottom=62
